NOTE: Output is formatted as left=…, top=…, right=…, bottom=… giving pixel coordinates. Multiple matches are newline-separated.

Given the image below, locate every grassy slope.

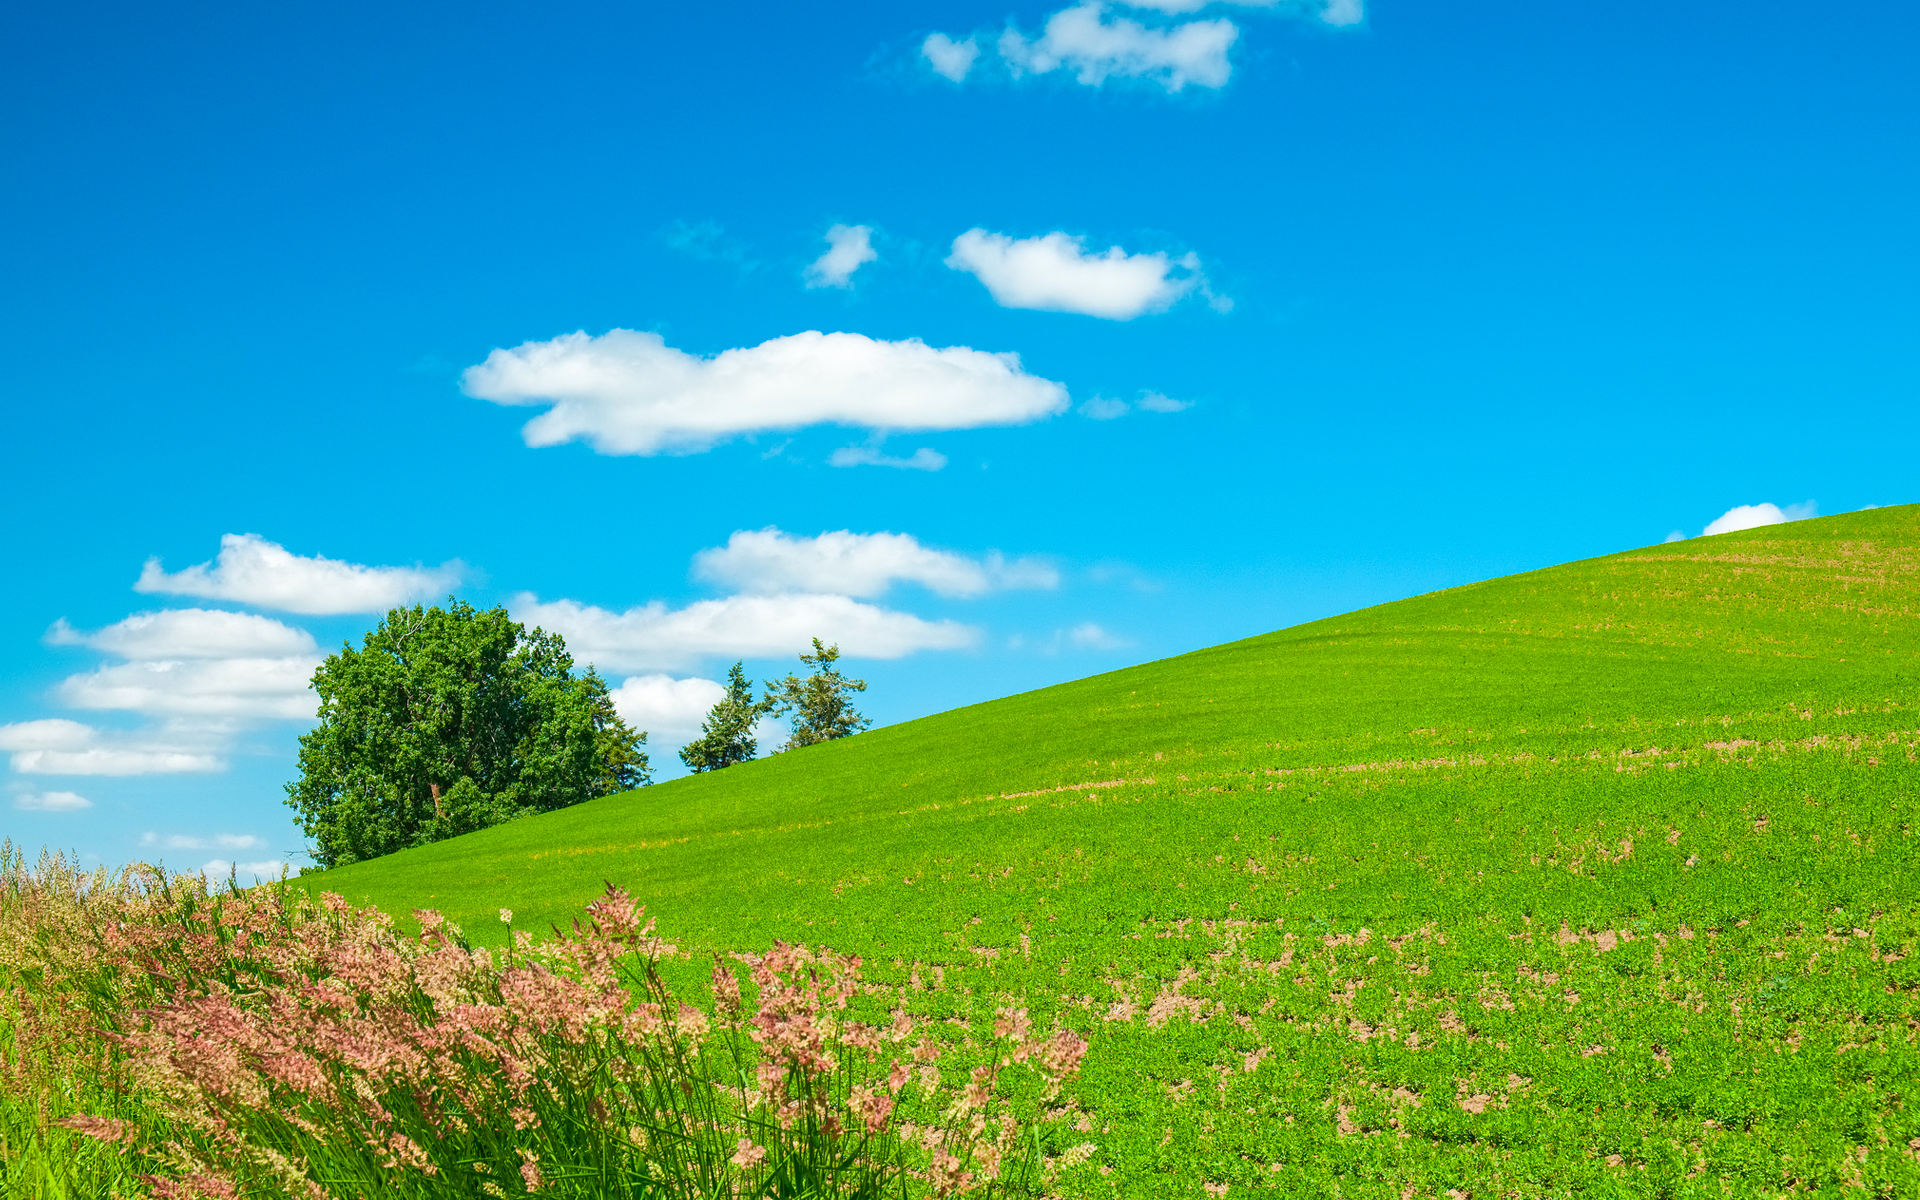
left=305, top=507, right=1920, bottom=1197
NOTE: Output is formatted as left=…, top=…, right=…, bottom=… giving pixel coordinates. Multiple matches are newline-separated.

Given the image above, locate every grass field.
left=301, top=506, right=1920, bottom=1198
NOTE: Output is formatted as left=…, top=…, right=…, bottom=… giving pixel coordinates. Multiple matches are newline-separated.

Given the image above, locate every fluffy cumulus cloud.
left=135, top=534, right=461, bottom=615
left=48, top=608, right=316, bottom=660
left=606, top=674, right=727, bottom=743
left=805, top=224, right=878, bottom=288
left=462, top=329, right=1069, bottom=457
left=946, top=229, right=1216, bottom=319
left=57, top=658, right=320, bottom=719
left=47, top=608, right=321, bottom=720
left=1000, top=3, right=1238, bottom=92
left=1701, top=501, right=1818, bottom=537
left=512, top=592, right=978, bottom=674
left=11, top=787, right=92, bottom=812
left=0, top=719, right=222, bottom=776
left=693, top=529, right=1058, bottom=599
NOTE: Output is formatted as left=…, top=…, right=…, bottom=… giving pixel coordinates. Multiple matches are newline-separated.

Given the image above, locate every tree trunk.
left=429, top=781, right=443, bottom=818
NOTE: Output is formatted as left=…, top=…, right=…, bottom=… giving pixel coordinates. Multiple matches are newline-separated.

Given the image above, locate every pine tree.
left=765, top=639, right=870, bottom=751
left=678, top=662, right=770, bottom=773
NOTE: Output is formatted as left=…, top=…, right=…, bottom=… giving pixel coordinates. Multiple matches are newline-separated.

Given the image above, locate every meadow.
left=6, top=506, right=1918, bottom=1196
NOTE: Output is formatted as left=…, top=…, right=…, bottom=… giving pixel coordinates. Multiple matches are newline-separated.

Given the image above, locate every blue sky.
left=2, top=0, right=1914, bottom=879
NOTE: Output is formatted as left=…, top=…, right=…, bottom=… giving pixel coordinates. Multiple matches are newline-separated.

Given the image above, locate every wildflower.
left=928, top=1147, right=974, bottom=1197
left=730, top=1137, right=767, bottom=1168
left=711, top=958, right=743, bottom=1022
left=993, top=1007, right=1031, bottom=1042
left=518, top=1149, right=544, bottom=1191
left=54, top=1114, right=137, bottom=1143
left=887, top=1058, right=911, bottom=1093
left=850, top=1083, right=896, bottom=1133
left=499, top=908, right=513, bottom=924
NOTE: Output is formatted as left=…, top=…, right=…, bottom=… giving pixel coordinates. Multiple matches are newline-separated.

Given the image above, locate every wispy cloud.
left=827, top=446, right=949, bottom=471
left=923, top=1, right=1362, bottom=93
left=1079, top=391, right=1192, bottom=420
left=921, top=33, right=981, bottom=81
left=693, top=528, right=1057, bottom=599
left=463, top=329, right=1068, bottom=457
left=661, top=219, right=756, bottom=269
left=135, top=534, right=460, bottom=615
left=805, top=224, right=878, bottom=289
left=140, top=831, right=266, bottom=851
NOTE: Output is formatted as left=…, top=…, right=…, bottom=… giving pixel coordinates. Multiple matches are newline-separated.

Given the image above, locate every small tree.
left=286, top=600, right=648, bottom=868
left=678, top=662, right=771, bottom=773
left=765, top=638, right=870, bottom=752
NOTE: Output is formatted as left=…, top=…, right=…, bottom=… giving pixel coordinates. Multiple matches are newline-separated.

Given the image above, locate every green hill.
left=303, top=506, right=1920, bottom=1197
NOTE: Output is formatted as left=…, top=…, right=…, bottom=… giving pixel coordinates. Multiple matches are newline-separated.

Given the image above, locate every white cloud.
left=140, top=832, right=265, bottom=851
left=922, top=32, right=981, bottom=81
left=513, top=592, right=978, bottom=674
left=999, top=3, right=1238, bottom=92
left=1702, top=501, right=1818, bottom=537
left=462, top=329, right=1069, bottom=457
left=12, top=789, right=91, bottom=812
left=946, top=229, right=1210, bottom=319
left=0, top=720, right=222, bottom=776
left=827, top=446, right=949, bottom=471
left=693, top=528, right=1058, bottom=599
left=1069, top=622, right=1130, bottom=649
left=135, top=534, right=460, bottom=615
left=201, top=859, right=288, bottom=885
left=1079, top=397, right=1131, bottom=420
left=1079, top=391, right=1192, bottom=420
left=48, top=608, right=316, bottom=660
left=1318, top=0, right=1365, bottom=27
left=1137, top=391, right=1192, bottom=413
left=805, top=224, right=878, bottom=289
left=607, top=674, right=727, bottom=742
left=1124, top=0, right=1363, bottom=23
left=1663, top=530, right=1688, bottom=544
left=57, top=656, right=319, bottom=720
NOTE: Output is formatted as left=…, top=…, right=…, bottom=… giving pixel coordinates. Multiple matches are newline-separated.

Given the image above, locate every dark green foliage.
left=766, top=638, right=870, bottom=751
left=678, top=662, right=772, bottom=773
left=285, top=600, right=648, bottom=868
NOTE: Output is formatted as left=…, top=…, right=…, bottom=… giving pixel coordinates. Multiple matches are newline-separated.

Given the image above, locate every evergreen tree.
left=765, top=638, right=870, bottom=751
left=285, top=600, right=648, bottom=868
left=677, top=662, right=770, bottom=773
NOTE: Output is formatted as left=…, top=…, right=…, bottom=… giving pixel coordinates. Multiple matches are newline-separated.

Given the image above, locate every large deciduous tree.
left=678, top=662, right=771, bottom=774
left=765, top=639, right=870, bottom=752
left=286, top=600, right=648, bottom=868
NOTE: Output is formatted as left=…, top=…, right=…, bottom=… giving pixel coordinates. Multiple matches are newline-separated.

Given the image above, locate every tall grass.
left=0, top=842, right=1084, bottom=1198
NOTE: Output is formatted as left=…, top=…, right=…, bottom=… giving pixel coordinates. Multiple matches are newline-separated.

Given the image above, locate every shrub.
left=0, top=843, right=1086, bottom=1199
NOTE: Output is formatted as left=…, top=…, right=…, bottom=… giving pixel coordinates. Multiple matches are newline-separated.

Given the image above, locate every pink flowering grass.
left=0, top=841, right=1087, bottom=1199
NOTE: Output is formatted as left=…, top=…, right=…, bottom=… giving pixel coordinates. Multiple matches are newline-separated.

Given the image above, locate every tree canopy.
left=766, top=639, right=870, bottom=751
left=286, top=600, right=647, bottom=868
left=678, top=662, right=770, bottom=774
